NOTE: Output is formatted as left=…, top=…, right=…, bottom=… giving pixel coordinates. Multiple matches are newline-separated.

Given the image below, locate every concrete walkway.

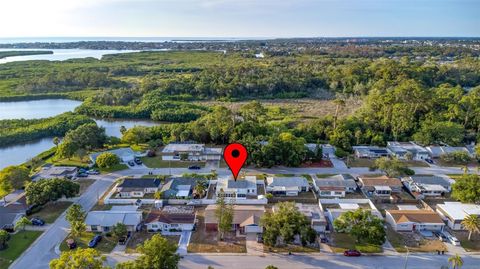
left=246, top=233, right=264, bottom=255
left=177, top=231, right=192, bottom=255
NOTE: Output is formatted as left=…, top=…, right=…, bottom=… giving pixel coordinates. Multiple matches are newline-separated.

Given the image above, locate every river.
left=0, top=99, right=159, bottom=169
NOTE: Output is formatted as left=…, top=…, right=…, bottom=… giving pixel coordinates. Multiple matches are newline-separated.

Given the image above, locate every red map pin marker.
left=223, top=143, right=248, bottom=181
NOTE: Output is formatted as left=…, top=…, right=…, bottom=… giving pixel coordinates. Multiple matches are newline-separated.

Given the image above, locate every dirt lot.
left=187, top=208, right=246, bottom=253
left=386, top=227, right=447, bottom=253
left=126, top=231, right=180, bottom=253
left=452, top=230, right=480, bottom=252
left=269, top=190, right=318, bottom=204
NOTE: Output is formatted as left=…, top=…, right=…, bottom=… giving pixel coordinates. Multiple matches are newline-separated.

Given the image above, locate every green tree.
left=57, top=123, right=106, bottom=158
left=53, top=136, right=60, bottom=147
left=374, top=157, right=412, bottom=177
left=70, top=221, right=86, bottom=239
left=448, top=254, right=464, bottom=269
left=25, top=178, right=79, bottom=205
left=333, top=98, right=346, bottom=130
left=122, top=126, right=151, bottom=145
left=333, top=208, right=386, bottom=245
left=261, top=202, right=316, bottom=247
left=66, top=204, right=86, bottom=224
left=194, top=182, right=206, bottom=198
left=440, top=152, right=472, bottom=165
left=215, top=191, right=234, bottom=240
left=0, top=230, right=9, bottom=250
left=15, top=216, right=31, bottom=232
left=451, top=174, right=480, bottom=203
left=413, top=121, right=465, bottom=146
left=0, top=165, right=30, bottom=190
left=120, top=126, right=127, bottom=136
left=112, top=223, right=128, bottom=238
left=116, top=234, right=180, bottom=269
left=461, top=215, right=480, bottom=241
left=50, top=248, right=108, bottom=269
left=265, top=266, right=278, bottom=269
left=96, top=152, right=120, bottom=168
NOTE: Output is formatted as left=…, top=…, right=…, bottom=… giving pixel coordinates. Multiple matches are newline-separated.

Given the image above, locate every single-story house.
left=85, top=207, right=142, bottom=233
left=205, top=205, right=265, bottom=234
left=0, top=197, right=27, bottom=231
left=386, top=209, right=445, bottom=232
left=426, top=146, right=472, bottom=158
left=160, top=177, right=200, bottom=199
left=436, top=202, right=480, bottom=230
left=216, top=176, right=258, bottom=199
left=161, top=142, right=222, bottom=161
left=33, top=165, right=78, bottom=180
left=402, top=175, right=452, bottom=199
left=266, top=176, right=309, bottom=196
left=319, top=199, right=383, bottom=228
left=313, top=175, right=347, bottom=197
left=304, top=144, right=336, bottom=158
left=353, top=146, right=390, bottom=159
left=90, top=147, right=136, bottom=163
left=116, top=178, right=161, bottom=198
left=295, top=203, right=327, bottom=233
left=357, top=175, right=403, bottom=197
left=387, top=141, right=429, bottom=160
left=145, top=206, right=196, bottom=233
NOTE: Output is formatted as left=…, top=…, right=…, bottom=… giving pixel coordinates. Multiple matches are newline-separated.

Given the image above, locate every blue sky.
left=0, top=0, right=478, bottom=37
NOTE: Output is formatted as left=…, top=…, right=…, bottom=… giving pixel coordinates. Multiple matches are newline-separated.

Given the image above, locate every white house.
left=145, top=206, right=196, bottom=233
left=313, top=175, right=347, bottom=197
left=305, top=143, right=336, bottom=158
left=161, top=143, right=222, bottom=161
left=116, top=178, right=161, bottom=198
left=402, top=175, right=452, bottom=199
left=352, top=146, right=390, bottom=159
left=319, top=199, right=383, bottom=227
left=266, top=176, right=309, bottom=196
left=85, top=207, right=142, bottom=233
left=295, top=203, right=327, bottom=233
left=426, top=146, right=472, bottom=158
left=387, top=141, right=429, bottom=160
left=436, top=202, right=480, bottom=230
left=216, top=176, right=258, bottom=200
left=386, top=209, right=445, bottom=232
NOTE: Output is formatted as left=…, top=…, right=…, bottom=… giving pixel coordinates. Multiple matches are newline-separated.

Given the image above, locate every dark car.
left=134, top=158, right=142, bottom=165
left=66, top=238, right=77, bottom=249
left=128, top=161, right=135, bottom=167
left=88, top=235, right=102, bottom=248
left=30, top=217, right=45, bottom=226
left=118, top=236, right=128, bottom=245
left=256, top=234, right=263, bottom=243
left=76, top=172, right=88, bottom=178
left=87, top=169, right=100, bottom=175
left=425, top=159, right=434, bottom=164
left=344, top=250, right=361, bottom=257
left=188, top=165, right=201, bottom=170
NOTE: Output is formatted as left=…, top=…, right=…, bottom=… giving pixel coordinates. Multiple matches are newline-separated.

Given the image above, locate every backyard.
left=0, top=231, right=43, bottom=269
left=30, top=201, right=73, bottom=223
left=187, top=209, right=246, bottom=253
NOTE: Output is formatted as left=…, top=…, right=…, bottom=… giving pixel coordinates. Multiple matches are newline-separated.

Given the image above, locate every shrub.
left=96, top=152, right=120, bottom=168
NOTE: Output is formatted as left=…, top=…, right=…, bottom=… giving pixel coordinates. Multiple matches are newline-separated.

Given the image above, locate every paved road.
left=179, top=253, right=480, bottom=269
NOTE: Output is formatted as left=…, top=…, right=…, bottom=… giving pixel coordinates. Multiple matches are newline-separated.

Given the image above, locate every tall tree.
left=333, top=98, right=346, bottom=130
left=451, top=174, right=480, bottom=203
left=66, top=204, right=86, bottom=224
left=0, top=230, right=9, bottom=250
left=14, top=216, right=31, bottom=232
left=333, top=208, right=386, bottom=245
left=0, top=165, right=30, bottom=190
left=49, top=248, right=108, bottom=269
left=70, top=221, right=86, bottom=239
left=116, top=234, right=180, bottom=269
left=112, top=223, right=128, bottom=238
left=461, top=215, right=480, bottom=241
left=215, top=191, right=234, bottom=240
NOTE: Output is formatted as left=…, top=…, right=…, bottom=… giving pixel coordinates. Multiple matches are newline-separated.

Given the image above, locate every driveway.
left=246, top=233, right=264, bottom=255
left=177, top=231, right=192, bottom=255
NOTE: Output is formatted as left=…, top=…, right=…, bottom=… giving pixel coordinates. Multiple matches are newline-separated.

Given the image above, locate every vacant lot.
left=141, top=155, right=205, bottom=169
left=386, top=227, right=447, bottom=253
left=187, top=209, right=246, bottom=253
left=453, top=231, right=480, bottom=252
left=329, top=233, right=382, bottom=253
left=0, top=231, right=43, bottom=269
left=77, top=178, right=95, bottom=195
left=60, top=232, right=117, bottom=253
left=269, top=191, right=317, bottom=204
left=30, top=201, right=73, bottom=223
left=126, top=231, right=179, bottom=253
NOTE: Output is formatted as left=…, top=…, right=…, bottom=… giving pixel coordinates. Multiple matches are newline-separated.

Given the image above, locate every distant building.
left=426, top=146, right=472, bottom=158
left=436, top=202, right=480, bottom=230
left=116, top=178, right=161, bottom=198
left=216, top=176, right=258, bottom=199
left=204, top=205, right=265, bottom=234
left=145, top=206, right=196, bottom=233
left=387, top=141, right=429, bottom=160
left=266, top=176, right=309, bottom=196
left=402, top=175, right=452, bottom=199
left=161, top=143, right=222, bottom=161
left=352, top=146, right=390, bottom=159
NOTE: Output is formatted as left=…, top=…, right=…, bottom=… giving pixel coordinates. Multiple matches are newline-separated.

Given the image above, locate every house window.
left=334, top=192, right=343, bottom=195
left=171, top=224, right=179, bottom=227
left=103, top=226, right=110, bottom=232
left=91, top=225, right=98, bottom=231
left=152, top=224, right=158, bottom=228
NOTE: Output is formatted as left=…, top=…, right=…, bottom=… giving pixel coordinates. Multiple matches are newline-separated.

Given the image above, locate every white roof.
left=162, top=143, right=205, bottom=153
left=374, top=185, right=392, bottom=191
left=110, top=206, right=139, bottom=211
left=85, top=211, right=142, bottom=227
left=437, top=202, right=480, bottom=220
left=422, top=184, right=447, bottom=192
left=339, top=203, right=360, bottom=210
left=176, top=190, right=190, bottom=197
left=397, top=205, right=420, bottom=210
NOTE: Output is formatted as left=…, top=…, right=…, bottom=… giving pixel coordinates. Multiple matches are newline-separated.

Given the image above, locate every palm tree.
left=461, top=214, right=480, bottom=241
left=461, top=165, right=469, bottom=175
left=194, top=183, right=206, bottom=198
left=333, top=98, right=346, bottom=130
left=448, top=254, right=464, bottom=269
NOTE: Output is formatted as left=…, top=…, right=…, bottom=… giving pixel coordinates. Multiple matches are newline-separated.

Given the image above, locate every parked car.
left=87, top=169, right=100, bottom=175
left=442, top=231, right=461, bottom=246
left=66, top=238, right=77, bottom=249
left=344, top=250, right=361, bottom=257
left=134, top=158, right=142, bottom=165
left=256, top=234, right=263, bottom=243
left=425, top=159, right=434, bottom=164
left=30, top=217, right=45, bottom=226
left=188, top=165, right=201, bottom=170
left=434, top=231, right=447, bottom=242
left=128, top=161, right=135, bottom=167
left=118, top=236, right=128, bottom=245
left=76, top=172, right=88, bottom=178
left=88, top=235, right=102, bottom=248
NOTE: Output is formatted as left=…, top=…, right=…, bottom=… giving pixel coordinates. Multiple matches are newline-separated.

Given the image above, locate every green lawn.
left=329, top=233, right=382, bottom=253
left=347, top=158, right=375, bottom=168
left=60, top=232, right=117, bottom=253
left=316, top=174, right=336, bottom=178
left=0, top=231, right=43, bottom=269
left=30, top=201, right=73, bottom=223
left=98, top=163, right=128, bottom=173
left=140, top=157, right=205, bottom=168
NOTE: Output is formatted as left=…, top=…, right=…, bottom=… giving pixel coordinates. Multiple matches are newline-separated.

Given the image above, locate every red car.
left=344, top=250, right=361, bottom=257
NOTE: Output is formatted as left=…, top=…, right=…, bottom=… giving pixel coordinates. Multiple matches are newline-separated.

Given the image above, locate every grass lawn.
left=187, top=210, right=246, bottom=253
left=265, top=244, right=318, bottom=253
left=270, top=190, right=317, bottom=204
left=386, top=227, right=447, bottom=253
left=126, top=231, right=179, bottom=253
left=0, top=231, right=43, bottom=269
left=316, top=174, right=336, bottom=178
left=302, top=174, right=313, bottom=183
left=329, top=233, right=382, bottom=253
left=30, top=201, right=73, bottom=223
left=455, top=232, right=480, bottom=252
left=446, top=174, right=464, bottom=181
left=60, top=232, right=117, bottom=253
left=347, top=158, right=375, bottom=168
left=98, top=163, right=128, bottom=173
left=77, top=179, right=95, bottom=195
left=402, top=160, right=430, bottom=167
left=140, top=156, right=205, bottom=169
